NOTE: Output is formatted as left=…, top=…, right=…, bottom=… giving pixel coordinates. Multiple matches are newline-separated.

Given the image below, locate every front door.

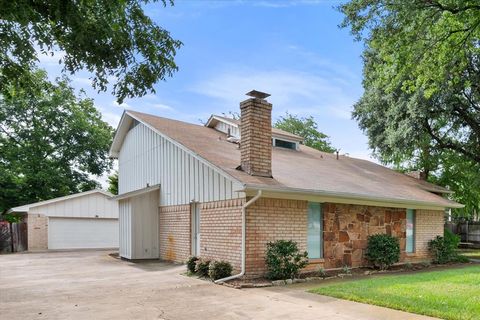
left=191, top=203, right=200, bottom=256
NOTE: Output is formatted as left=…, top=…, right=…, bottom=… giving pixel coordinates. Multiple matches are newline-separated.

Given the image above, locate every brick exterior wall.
left=240, top=97, right=272, bottom=177
left=157, top=197, right=445, bottom=277
left=27, top=214, right=48, bottom=251
left=407, top=209, right=444, bottom=261
left=200, top=199, right=244, bottom=271
left=245, top=198, right=308, bottom=277
left=158, top=204, right=190, bottom=262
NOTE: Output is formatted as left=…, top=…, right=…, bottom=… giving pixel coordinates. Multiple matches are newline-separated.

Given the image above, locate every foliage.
left=339, top=1, right=480, bottom=218
left=265, top=240, right=308, bottom=280
left=208, top=260, right=233, bottom=281
left=318, top=267, right=327, bottom=279
left=195, top=259, right=211, bottom=278
left=341, top=265, right=352, bottom=275
left=186, top=256, right=199, bottom=274
left=310, top=266, right=480, bottom=320
left=0, top=69, right=113, bottom=213
left=365, top=234, right=400, bottom=270
left=428, top=229, right=461, bottom=264
left=274, top=112, right=335, bottom=153
left=107, top=172, right=119, bottom=195
left=0, top=0, right=182, bottom=103
left=2, top=213, right=22, bottom=224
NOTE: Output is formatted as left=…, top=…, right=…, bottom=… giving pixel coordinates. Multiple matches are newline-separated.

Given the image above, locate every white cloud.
left=112, top=100, right=131, bottom=109
left=190, top=68, right=356, bottom=120
left=150, top=103, right=173, bottom=111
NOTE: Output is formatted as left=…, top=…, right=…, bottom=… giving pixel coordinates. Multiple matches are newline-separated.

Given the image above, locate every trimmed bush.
left=365, top=234, right=400, bottom=270
left=208, top=260, right=233, bottom=280
left=195, top=259, right=211, bottom=277
left=428, top=229, right=461, bottom=264
left=265, top=240, right=308, bottom=280
left=186, top=256, right=199, bottom=274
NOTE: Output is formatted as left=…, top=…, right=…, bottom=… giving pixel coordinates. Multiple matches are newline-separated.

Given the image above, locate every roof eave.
left=242, top=184, right=464, bottom=210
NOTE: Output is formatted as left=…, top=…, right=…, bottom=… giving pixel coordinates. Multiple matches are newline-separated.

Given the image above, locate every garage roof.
left=9, top=189, right=114, bottom=213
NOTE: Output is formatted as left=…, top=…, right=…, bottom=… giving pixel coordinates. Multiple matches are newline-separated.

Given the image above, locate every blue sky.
left=39, top=0, right=373, bottom=175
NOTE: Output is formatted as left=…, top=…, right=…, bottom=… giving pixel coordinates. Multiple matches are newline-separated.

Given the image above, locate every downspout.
left=215, top=190, right=262, bottom=283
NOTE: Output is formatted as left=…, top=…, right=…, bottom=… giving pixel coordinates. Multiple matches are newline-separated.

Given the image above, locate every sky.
left=39, top=0, right=373, bottom=184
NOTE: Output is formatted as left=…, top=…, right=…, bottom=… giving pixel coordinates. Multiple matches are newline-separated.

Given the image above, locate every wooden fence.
left=446, top=221, right=480, bottom=243
left=0, top=221, right=28, bottom=253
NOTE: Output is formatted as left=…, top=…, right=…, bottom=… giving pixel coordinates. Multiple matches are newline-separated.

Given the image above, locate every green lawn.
left=309, top=266, right=480, bottom=320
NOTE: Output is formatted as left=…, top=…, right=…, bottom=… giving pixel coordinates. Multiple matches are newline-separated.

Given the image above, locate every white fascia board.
left=243, top=184, right=463, bottom=210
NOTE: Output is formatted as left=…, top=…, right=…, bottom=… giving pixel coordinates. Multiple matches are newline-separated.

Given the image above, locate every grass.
left=459, top=249, right=480, bottom=260
left=309, top=265, right=480, bottom=320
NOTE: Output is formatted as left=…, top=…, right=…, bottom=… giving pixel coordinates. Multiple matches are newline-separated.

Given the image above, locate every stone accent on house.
left=27, top=213, right=48, bottom=251
left=245, top=198, right=308, bottom=277
left=200, top=199, right=244, bottom=271
left=323, top=204, right=407, bottom=269
left=239, top=97, right=272, bottom=177
left=159, top=204, right=190, bottom=263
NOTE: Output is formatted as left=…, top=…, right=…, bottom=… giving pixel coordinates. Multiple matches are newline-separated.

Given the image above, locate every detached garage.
left=10, top=190, right=119, bottom=251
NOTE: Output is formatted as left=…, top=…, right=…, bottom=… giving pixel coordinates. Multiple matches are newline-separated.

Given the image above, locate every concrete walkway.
left=0, top=251, right=437, bottom=320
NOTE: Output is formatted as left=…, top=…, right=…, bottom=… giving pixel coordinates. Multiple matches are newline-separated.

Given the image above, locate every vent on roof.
left=273, top=138, right=298, bottom=150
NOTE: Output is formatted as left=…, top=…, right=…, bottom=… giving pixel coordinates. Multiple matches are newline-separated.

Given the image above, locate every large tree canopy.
left=340, top=0, right=480, bottom=162
left=274, top=112, right=335, bottom=153
left=0, top=0, right=182, bottom=103
left=340, top=0, right=480, bottom=218
left=0, top=69, right=114, bottom=213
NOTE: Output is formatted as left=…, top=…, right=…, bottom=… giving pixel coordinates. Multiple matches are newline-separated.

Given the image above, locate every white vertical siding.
left=29, top=193, right=118, bottom=219
left=119, top=199, right=132, bottom=259
left=118, top=121, right=243, bottom=206
left=119, top=191, right=159, bottom=260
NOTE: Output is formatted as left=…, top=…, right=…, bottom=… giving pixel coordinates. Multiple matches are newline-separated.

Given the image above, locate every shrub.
left=365, top=234, right=400, bottom=270
left=195, top=259, right=211, bottom=277
left=342, top=265, right=352, bottom=274
left=265, top=240, right=308, bottom=280
left=208, top=260, right=233, bottom=280
left=428, top=229, right=461, bottom=264
left=186, top=256, right=199, bottom=274
left=318, top=267, right=327, bottom=279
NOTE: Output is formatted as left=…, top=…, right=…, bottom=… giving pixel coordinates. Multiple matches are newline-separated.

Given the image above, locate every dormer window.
left=273, top=138, right=298, bottom=150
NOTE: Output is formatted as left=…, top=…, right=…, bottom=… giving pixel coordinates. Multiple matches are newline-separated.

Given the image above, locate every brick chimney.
left=239, top=90, right=272, bottom=177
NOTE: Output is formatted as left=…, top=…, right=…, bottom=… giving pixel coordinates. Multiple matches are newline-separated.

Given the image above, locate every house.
left=10, top=190, right=119, bottom=251
left=109, top=90, right=462, bottom=278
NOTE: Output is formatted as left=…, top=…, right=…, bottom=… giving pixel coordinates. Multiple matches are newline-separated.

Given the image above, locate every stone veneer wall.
left=323, top=203, right=407, bottom=268
left=199, top=199, right=244, bottom=272
left=159, top=204, right=190, bottom=263
left=27, top=213, right=48, bottom=251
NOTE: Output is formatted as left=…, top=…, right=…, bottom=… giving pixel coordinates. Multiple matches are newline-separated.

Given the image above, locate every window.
left=307, top=202, right=323, bottom=259
left=406, top=209, right=415, bottom=253
left=274, top=138, right=297, bottom=150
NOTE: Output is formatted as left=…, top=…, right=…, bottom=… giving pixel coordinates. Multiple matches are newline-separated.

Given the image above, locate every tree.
left=108, top=171, right=119, bottom=195
left=0, top=69, right=114, bottom=213
left=0, top=0, right=182, bottom=103
left=339, top=1, right=480, bottom=218
left=274, top=112, right=335, bottom=152
left=339, top=1, right=480, bottom=163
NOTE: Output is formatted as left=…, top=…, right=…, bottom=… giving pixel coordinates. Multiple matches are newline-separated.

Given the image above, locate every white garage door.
left=48, top=218, right=119, bottom=249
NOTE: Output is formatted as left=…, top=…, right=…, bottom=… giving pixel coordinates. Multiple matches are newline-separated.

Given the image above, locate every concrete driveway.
left=0, top=251, right=436, bottom=320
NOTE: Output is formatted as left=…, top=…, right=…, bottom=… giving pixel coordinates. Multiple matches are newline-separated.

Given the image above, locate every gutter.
left=214, top=190, right=262, bottom=283
left=242, top=184, right=464, bottom=209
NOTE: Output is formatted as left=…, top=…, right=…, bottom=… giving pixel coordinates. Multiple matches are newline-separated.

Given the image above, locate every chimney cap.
left=246, top=90, right=270, bottom=100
